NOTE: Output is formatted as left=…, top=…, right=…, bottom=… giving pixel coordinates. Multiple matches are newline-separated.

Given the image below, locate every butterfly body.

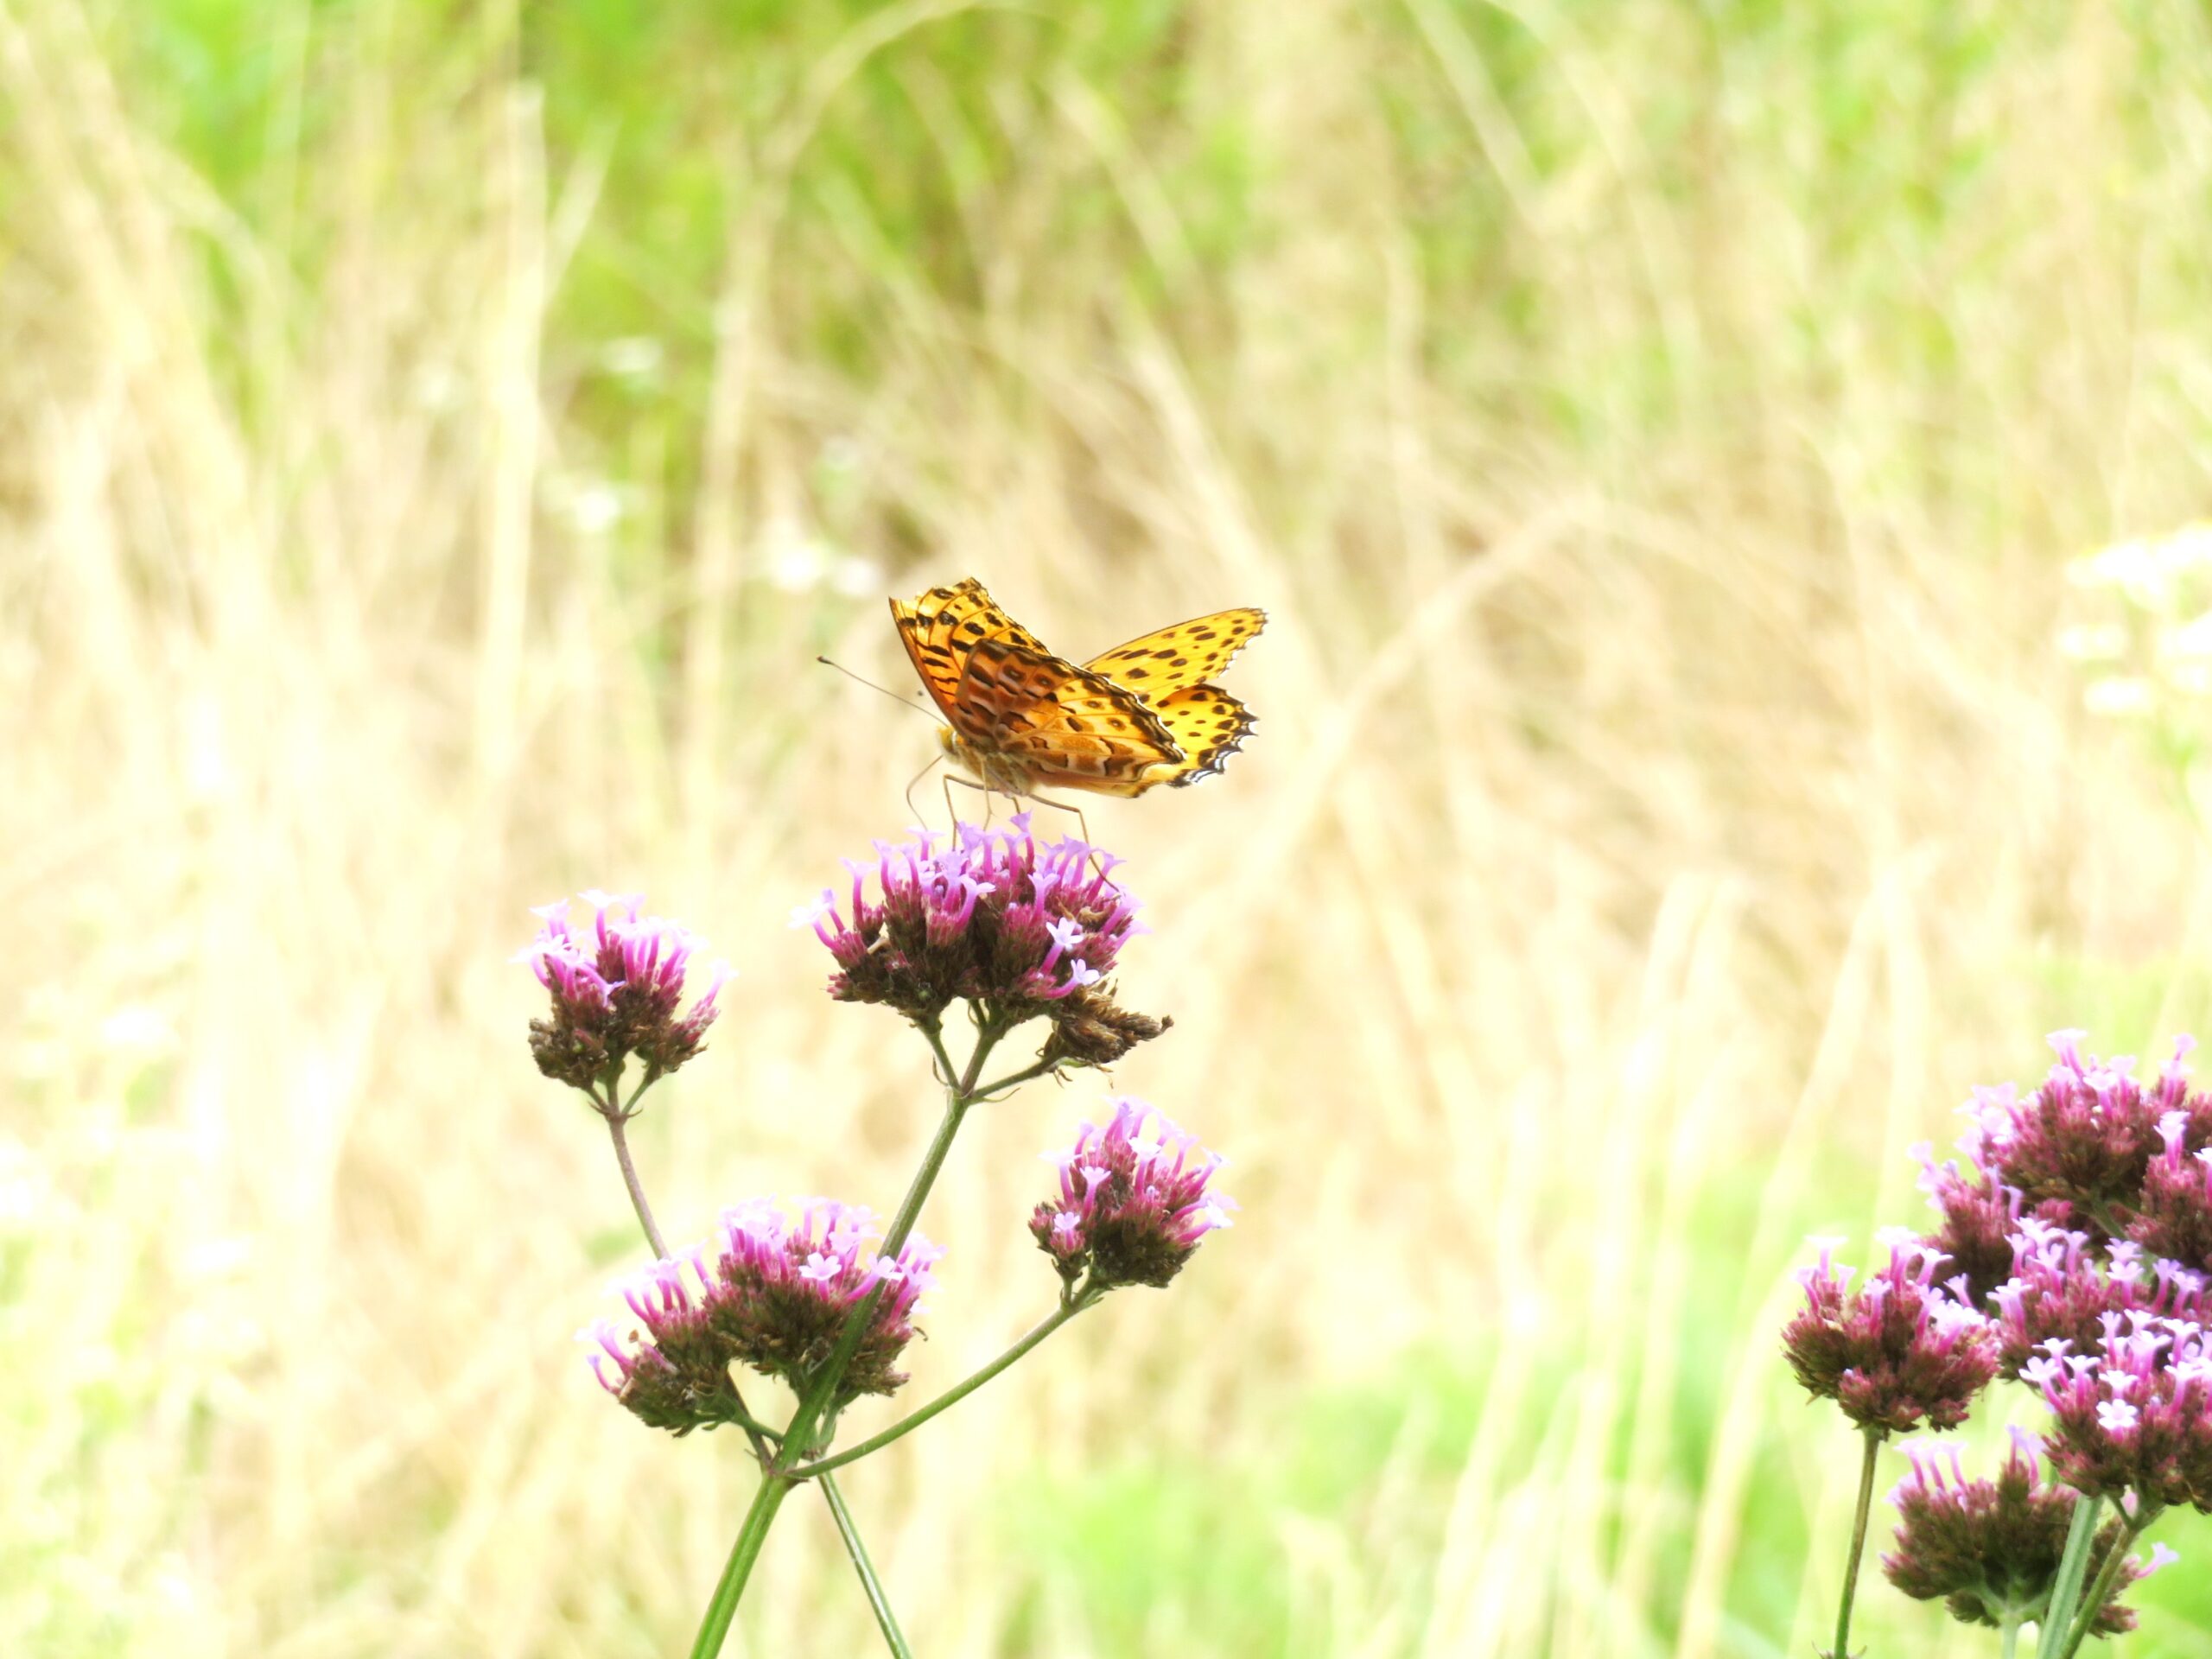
left=891, top=579, right=1263, bottom=798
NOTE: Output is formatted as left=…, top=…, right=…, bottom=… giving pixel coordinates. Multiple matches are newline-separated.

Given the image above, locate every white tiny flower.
left=2083, top=677, right=2155, bottom=717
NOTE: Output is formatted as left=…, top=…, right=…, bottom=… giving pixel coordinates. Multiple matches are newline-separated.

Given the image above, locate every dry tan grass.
left=10, top=1, right=2212, bottom=1654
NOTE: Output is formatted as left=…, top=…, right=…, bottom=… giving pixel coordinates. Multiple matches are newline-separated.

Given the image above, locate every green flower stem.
left=595, top=1082, right=906, bottom=1656
left=791, top=1295, right=1094, bottom=1479
left=2057, top=1506, right=2155, bottom=1659
left=2037, top=1493, right=2103, bottom=1659
left=777, top=1017, right=1007, bottom=1468
left=687, top=1471, right=796, bottom=1659
left=685, top=1016, right=1014, bottom=1658
left=1831, top=1427, right=1885, bottom=1659
left=821, top=1474, right=912, bottom=1659
left=2001, top=1614, right=2022, bottom=1659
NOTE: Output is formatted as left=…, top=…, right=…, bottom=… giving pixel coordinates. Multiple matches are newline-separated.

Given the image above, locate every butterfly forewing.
left=890, top=578, right=1051, bottom=737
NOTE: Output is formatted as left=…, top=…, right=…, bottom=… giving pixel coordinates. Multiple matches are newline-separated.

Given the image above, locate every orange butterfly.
left=890, top=578, right=1264, bottom=801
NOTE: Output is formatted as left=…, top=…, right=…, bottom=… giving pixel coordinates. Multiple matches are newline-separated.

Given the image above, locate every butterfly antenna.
left=818, top=656, right=938, bottom=721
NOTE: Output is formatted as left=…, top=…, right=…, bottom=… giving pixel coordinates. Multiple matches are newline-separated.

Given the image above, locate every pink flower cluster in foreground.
left=585, top=1198, right=941, bottom=1433
left=1781, top=1234, right=1998, bottom=1432
left=1882, top=1428, right=2169, bottom=1634
left=1030, top=1098, right=1235, bottom=1292
left=2022, top=1313, right=2212, bottom=1508
left=1921, top=1033, right=2212, bottom=1297
left=519, top=891, right=727, bottom=1091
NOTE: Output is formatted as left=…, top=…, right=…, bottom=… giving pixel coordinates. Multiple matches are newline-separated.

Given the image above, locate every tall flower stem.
left=687, top=1471, right=795, bottom=1659
left=2057, top=1508, right=2152, bottom=1659
left=600, top=1086, right=909, bottom=1656
left=2036, top=1494, right=2102, bottom=1659
left=1831, top=1427, right=1885, bottom=1659
left=777, top=1017, right=1007, bottom=1468
left=687, top=1016, right=1012, bottom=1659
left=792, top=1295, right=1093, bottom=1479
left=2001, top=1612, right=2023, bottom=1659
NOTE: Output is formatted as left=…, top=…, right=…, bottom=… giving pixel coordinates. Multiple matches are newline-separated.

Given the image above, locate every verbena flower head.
left=702, top=1198, right=941, bottom=1402
left=1882, top=1428, right=2158, bottom=1635
left=2133, top=1106, right=2212, bottom=1272
left=1944, top=1033, right=2212, bottom=1250
left=1915, top=1144, right=2068, bottom=1309
left=1030, top=1097, right=1234, bottom=1292
left=519, top=892, right=728, bottom=1095
left=1782, top=1233, right=1999, bottom=1433
left=2022, top=1311, right=2212, bottom=1509
left=584, top=1198, right=941, bottom=1433
left=1987, top=1218, right=2145, bottom=1379
left=797, top=817, right=1166, bottom=1061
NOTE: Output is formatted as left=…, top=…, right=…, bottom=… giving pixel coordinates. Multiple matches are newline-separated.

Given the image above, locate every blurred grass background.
left=10, top=0, right=2212, bottom=1652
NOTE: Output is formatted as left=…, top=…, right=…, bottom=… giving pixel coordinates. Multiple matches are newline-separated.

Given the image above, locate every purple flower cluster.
left=1030, top=1098, right=1235, bottom=1292
left=2022, top=1312, right=2212, bottom=1508
left=1881, top=1429, right=2167, bottom=1634
left=1922, top=1033, right=2212, bottom=1268
left=519, top=891, right=728, bottom=1093
left=1986, top=1221, right=2150, bottom=1378
left=585, top=1198, right=941, bottom=1432
left=798, top=817, right=1168, bottom=1064
left=1782, top=1234, right=1999, bottom=1432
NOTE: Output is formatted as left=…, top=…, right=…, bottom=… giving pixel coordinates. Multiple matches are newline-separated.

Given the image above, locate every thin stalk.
left=605, top=1105, right=668, bottom=1258
left=687, top=1472, right=795, bottom=1659
left=2001, top=1615, right=2022, bottom=1659
left=793, top=1297, right=1090, bottom=1479
left=1831, top=1427, right=1885, bottom=1659
left=969, top=1055, right=1059, bottom=1098
left=2036, top=1494, right=2103, bottom=1659
left=2058, top=1509, right=2153, bottom=1659
left=821, top=1475, right=912, bottom=1659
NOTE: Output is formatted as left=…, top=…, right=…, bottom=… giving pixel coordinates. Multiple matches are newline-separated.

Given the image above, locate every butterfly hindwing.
left=1143, top=684, right=1258, bottom=786
left=1082, top=607, right=1267, bottom=697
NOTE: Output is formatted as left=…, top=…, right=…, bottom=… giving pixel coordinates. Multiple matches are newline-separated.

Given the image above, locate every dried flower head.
left=798, top=817, right=1167, bottom=1065
left=1783, top=1234, right=1999, bottom=1433
left=585, top=1198, right=941, bottom=1433
left=2022, top=1311, right=2212, bottom=1510
left=519, top=892, right=728, bottom=1095
left=1881, top=1428, right=2158, bottom=1635
left=1030, top=1098, right=1235, bottom=1292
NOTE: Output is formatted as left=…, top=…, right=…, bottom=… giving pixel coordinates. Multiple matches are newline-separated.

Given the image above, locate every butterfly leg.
left=905, top=753, right=947, bottom=830
left=944, top=774, right=1000, bottom=834
left=1021, top=792, right=1102, bottom=863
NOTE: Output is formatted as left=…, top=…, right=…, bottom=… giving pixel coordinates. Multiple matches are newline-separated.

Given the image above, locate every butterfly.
left=889, top=578, right=1264, bottom=800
